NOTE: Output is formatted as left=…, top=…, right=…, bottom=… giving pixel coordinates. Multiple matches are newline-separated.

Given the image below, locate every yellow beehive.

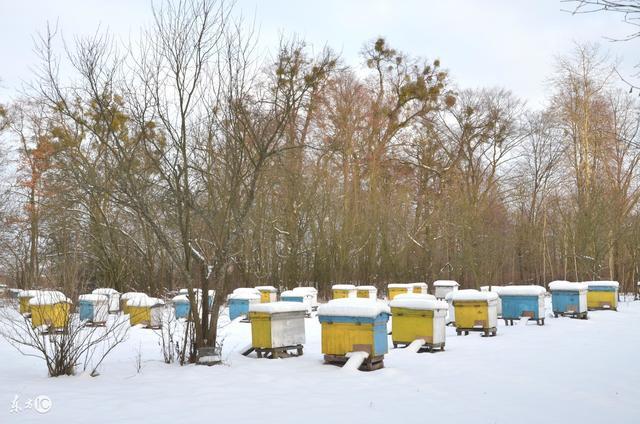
left=410, top=282, right=429, bottom=295
left=332, top=284, right=356, bottom=299
left=248, top=302, right=307, bottom=352
left=451, top=289, right=499, bottom=336
left=387, top=284, right=412, bottom=300
left=128, top=297, right=165, bottom=327
left=255, top=286, right=278, bottom=303
left=29, top=291, right=72, bottom=330
left=317, top=299, right=391, bottom=369
left=120, top=292, right=148, bottom=315
left=18, top=290, right=41, bottom=315
left=356, top=286, right=377, bottom=299
left=585, top=281, right=619, bottom=311
left=390, top=294, right=447, bottom=350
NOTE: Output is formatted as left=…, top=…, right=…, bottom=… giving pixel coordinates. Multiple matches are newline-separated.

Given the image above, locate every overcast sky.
left=0, top=0, right=637, bottom=109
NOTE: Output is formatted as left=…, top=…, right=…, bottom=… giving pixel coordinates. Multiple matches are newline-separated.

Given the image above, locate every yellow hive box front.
left=19, top=297, right=32, bottom=315
left=31, top=303, right=70, bottom=329
left=129, top=306, right=151, bottom=326
left=391, top=307, right=436, bottom=344
left=587, top=291, right=617, bottom=310
left=388, top=287, right=410, bottom=300
left=250, top=312, right=273, bottom=348
left=332, top=290, right=351, bottom=299
left=321, top=322, right=375, bottom=356
left=454, top=301, right=492, bottom=329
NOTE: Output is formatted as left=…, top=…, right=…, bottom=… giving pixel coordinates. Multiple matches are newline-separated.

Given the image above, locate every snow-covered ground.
left=1, top=297, right=639, bottom=423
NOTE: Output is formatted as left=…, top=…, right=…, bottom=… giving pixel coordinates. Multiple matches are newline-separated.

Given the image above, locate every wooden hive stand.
left=323, top=354, right=384, bottom=371
left=393, top=341, right=445, bottom=352
left=456, top=327, right=497, bottom=337
left=242, top=344, right=303, bottom=359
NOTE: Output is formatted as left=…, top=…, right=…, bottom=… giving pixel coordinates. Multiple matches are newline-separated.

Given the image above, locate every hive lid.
left=292, top=286, right=317, bottom=294
left=448, top=289, right=498, bottom=302
left=498, top=285, right=546, bottom=296
left=121, top=292, right=149, bottom=301
left=584, top=281, right=619, bottom=288
left=228, top=288, right=260, bottom=300
left=92, top=288, right=119, bottom=296
left=281, top=290, right=304, bottom=298
left=410, top=282, right=429, bottom=289
left=387, top=283, right=412, bottom=289
left=254, top=285, right=277, bottom=292
left=390, top=293, right=446, bottom=310
left=548, top=281, right=588, bottom=291
left=172, top=294, right=190, bottom=302
left=28, top=291, right=71, bottom=305
left=357, top=285, right=377, bottom=291
left=249, top=301, right=308, bottom=314
left=18, top=289, right=42, bottom=298
left=79, top=294, right=109, bottom=302
left=128, top=296, right=165, bottom=307
left=332, top=284, right=356, bottom=290
left=317, top=298, right=390, bottom=318
left=433, top=280, right=459, bottom=287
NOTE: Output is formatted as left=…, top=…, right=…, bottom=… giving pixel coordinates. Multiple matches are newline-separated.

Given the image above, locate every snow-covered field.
left=2, top=298, right=639, bottom=424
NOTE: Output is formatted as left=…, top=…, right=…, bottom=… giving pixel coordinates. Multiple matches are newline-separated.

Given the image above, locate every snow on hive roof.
left=172, top=294, right=190, bottom=302
left=18, top=290, right=42, bottom=298
left=388, top=283, right=412, bottom=289
left=28, top=291, right=71, bottom=305
left=317, top=298, right=391, bottom=318
left=179, top=288, right=202, bottom=295
left=249, top=301, right=308, bottom=314
left=433, top=280, right=459, bottom=287
left=448, top=289, right=498, bottom=302
left=228, top=289, right=260, bottom=300
left=332, top=284, right=356, bottom=290
left=255, top=286, right=277, bottom=292
left=498, top=285, right=546, bottom=296
left=584, top=281, right=619, bottom=288
left=548, top=281, right=588, bottom=291
left=390, top=293, right=446, bottom=310
left=293, top=286, right=317, bottom=294
left=410, top=282, right=428, bottom=288
left=79, top=294, right=109, bottom=303
left=92, top=288, right=119, bottom=296
left=127, top=296, right=165, bottom=307
left=280, top=290, right=304, bottom=298
left=357, top=286, right=377, bottom=291
left=121, top=292, right=148, bottom=300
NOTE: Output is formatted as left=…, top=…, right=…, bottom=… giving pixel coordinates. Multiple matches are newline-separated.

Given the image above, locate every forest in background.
left=1, top=0, right=639, bottom=312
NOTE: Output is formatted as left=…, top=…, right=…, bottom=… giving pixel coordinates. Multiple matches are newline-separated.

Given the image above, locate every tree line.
left=1, top=0, right=639, bottom=350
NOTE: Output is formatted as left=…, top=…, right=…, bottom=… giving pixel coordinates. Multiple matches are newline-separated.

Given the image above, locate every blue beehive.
left=228, top=288, right=261, bottom=321
left=79, top=299, right=94, bottom=321
left=499, top=285, right=547, bottom=326
left=280, top=290, right=305, bottom=303
left=172, top=295, right=190, bottom=319
left=549, top=281, right=588, bottom=319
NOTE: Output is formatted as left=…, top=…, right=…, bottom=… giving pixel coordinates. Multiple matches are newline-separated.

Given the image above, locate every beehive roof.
left=498, top=285, right=546, bottom=296
left=249, top=301, right=308, bottom=314
left=448, top=289, right=498, bottom=302
left=28, top=290, right=71, bottom=305
left=79, top=294, right=109, bottom=303
left=332, top=284, right=356, bottom=290
left=548, top=281, right=588, bottom=291
left=433, top=280, right=459, bottom=287
left=317, top=298, right=390, bottom=318
left=92, top=288, right=119, bottom=296
left=390, top=293, right=446, bottom=310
